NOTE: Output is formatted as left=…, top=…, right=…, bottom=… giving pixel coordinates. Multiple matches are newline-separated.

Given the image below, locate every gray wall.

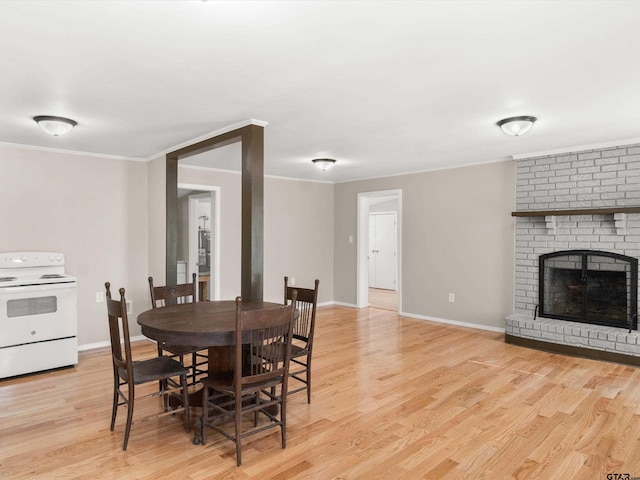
left=0, top=145, right=149, bottom=345
left=175, top=166, right=334, bottom=304
left=146, top=155, right=166, bottom=297
left=334, top=161, right=515, bottom=330
left=0, top=143, right=514, bottom=351
left=264, top=177, right=334, bottom=302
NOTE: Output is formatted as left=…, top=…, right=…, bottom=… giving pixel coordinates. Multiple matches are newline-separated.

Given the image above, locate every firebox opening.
left=539, top=250, right=638, bottom=330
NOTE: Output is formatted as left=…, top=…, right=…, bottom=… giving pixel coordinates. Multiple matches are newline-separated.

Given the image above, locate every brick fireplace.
left=505, top=142, right=640, bottom=364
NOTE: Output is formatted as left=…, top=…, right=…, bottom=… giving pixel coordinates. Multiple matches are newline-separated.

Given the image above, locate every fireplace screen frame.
left=539, top=249, right=638, bottom=330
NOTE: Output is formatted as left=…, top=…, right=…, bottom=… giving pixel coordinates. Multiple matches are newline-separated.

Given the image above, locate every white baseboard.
left=399, top=311, right=505, bottom=333
left=330, top=301, right=358, bottom=308
left=78, top=335, right=152, bottom=352
left=320, top=302, right=504, bottom=333
left=78, top=307, right=504, bottom=353
left=78, top=340, right=110, bottom=352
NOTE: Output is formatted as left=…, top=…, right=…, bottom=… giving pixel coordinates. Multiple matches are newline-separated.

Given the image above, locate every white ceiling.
left=2, top=1, right=640, bottom=183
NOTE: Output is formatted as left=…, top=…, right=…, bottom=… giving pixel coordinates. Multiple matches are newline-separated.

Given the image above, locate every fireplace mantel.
left=511, top=206, right=640, bottom=217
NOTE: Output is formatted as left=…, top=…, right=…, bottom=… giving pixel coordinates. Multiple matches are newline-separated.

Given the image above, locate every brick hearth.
left=506, top=313, right=640, bottom=355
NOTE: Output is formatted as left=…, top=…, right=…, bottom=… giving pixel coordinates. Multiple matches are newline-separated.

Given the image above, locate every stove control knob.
left=21, top=255, right=27, bottom=262
left=56, top=255, right=62, bottom=262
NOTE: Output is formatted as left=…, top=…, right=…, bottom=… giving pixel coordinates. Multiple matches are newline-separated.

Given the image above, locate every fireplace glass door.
left=539, top=250, right=638, bottom=329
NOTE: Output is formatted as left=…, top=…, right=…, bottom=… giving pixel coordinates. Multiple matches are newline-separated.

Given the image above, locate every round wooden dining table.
left=137, top=299, right=286, bottom=376
left=137, top=299, right=286, bottom=444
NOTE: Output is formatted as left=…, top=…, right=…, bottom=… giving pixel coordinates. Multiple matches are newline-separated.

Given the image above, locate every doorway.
left=368, top=211, right=397, bottom=311
left=357, top=190, right=402, bottom=311
left=178, top=184, right=220, bottom=301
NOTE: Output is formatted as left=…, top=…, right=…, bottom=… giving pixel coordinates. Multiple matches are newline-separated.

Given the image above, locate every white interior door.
left=368, top=212, right=397, bottom=290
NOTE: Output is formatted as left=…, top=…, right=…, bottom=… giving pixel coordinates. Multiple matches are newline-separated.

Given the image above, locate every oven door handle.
left=0, top=282, right=77, bottom=293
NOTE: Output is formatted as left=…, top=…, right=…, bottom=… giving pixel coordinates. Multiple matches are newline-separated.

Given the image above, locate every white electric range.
left=0, top=252, right=78, bottom=379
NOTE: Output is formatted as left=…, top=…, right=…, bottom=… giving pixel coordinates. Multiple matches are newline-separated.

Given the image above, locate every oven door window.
left=7, top=296, right=57, bottom=318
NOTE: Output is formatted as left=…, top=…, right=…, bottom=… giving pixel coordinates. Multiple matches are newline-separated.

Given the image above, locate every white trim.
left=318, top=303, right=505, bottom=333
left=0, top=141, right=145, bottom=161
left=178, top=163, right=334, bottom=184
left=78, top=335, right=152, bottom=352
left=148, top=118, right=269, bottom=161
left=179, top=164, right=241, bottom=175
left=330, top=301, right=358, bottom=308
left=178, top=182, right=218, bottom=191
left=0, top=119, right=269, bottom=164
left=512, top=137, right=640, bottom=160
left=78, top=340, right=110, bottom=351
left=316, top=301, right=335, bottom=308
left=261, top=173, right=333, bottom=184
left=399, top=311, right=506, bottom=334
left=334, top=157, right=511, bottom=184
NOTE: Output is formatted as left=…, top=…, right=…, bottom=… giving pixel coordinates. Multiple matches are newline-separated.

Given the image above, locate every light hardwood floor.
left=2, top=305, right=640, bottom=479
left=368, top=287, right=398, bottom=311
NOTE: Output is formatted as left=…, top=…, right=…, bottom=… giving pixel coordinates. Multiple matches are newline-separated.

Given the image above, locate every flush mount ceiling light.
left=33, top=115, right=77, bottom=136
left=312, top=158, right=336, bottom=171
left=496, top=116, right=537, bottom=136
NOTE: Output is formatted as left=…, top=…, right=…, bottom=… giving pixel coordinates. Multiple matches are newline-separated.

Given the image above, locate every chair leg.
left=235, top=396, right=242, bottom=466
left=180, top=373, right=190, bottom=432
left=123, top=383, right=135, bottom=451
left=110, top=377, right=119, bottom=431
left=306, top=356, right=312, bottom=404
left=158, top=344, right=164, bottom=393
left=201, top=386, right=208, bottom=445
left=281, top=392, right=287, bottom=449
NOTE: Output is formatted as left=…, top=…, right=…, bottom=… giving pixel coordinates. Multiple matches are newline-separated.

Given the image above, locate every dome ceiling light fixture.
left=312, top=158, right=336, bottom=171
left=496, top=116, right=537, bottom=136
left=33, top=115, right=78, bottom=136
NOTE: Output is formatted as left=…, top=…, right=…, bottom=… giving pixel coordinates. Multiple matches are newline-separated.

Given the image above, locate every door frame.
left=357, top=189, right=402, bottom=311
left=179, top=183, right=221, bottom=301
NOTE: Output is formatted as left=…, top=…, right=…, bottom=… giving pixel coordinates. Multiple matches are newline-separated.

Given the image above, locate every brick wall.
left=516, top=145, right=640, bottom=211
left=507, top=142, right=640, bottom=357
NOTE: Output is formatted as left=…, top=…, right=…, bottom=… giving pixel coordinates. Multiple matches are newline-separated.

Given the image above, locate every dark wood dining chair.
left=200, top=295, right=297, bottom=466
left=105, top=282, right=190, bottom=451
left=284, top=276, right=319, bottom=403
left=148, top=273, right=207, bottom=385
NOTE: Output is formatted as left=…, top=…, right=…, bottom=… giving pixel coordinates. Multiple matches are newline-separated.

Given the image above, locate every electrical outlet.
left=126, top=300, right=132, bottom=314
left=96, top=292, right=104, bottom=303
left=448, top=293, right=455, bottom=303
left=290, top=277, right=296, bottom=286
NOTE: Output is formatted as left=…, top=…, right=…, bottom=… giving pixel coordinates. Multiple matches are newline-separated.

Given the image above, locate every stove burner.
left=0, top=277, right=17, bottom=282
left=41, top=274, right=64, bottom=279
